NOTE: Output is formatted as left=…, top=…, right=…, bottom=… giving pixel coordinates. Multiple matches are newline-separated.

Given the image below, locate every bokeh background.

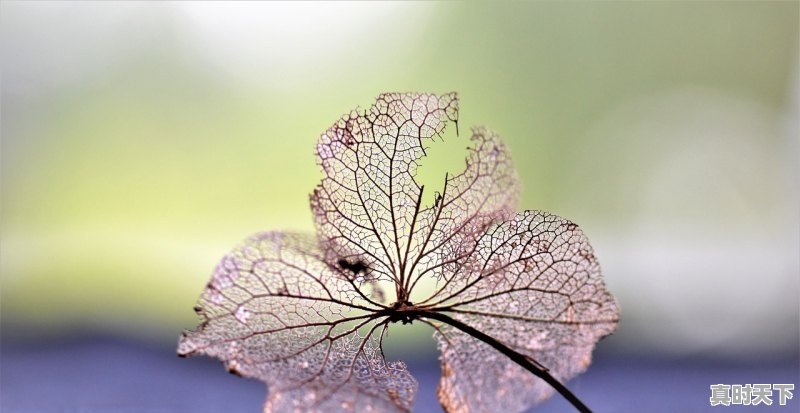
left=2, top=2, right=798, bottom=412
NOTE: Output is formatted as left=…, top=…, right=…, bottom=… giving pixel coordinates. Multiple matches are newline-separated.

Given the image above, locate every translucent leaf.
left=405, top=125, right=520, bottom=294
left=311, top=93, right=459, bottom=292
left=179, top=92, right=619, bottom=413
left=424, top=211, right=619, bottom=412
left=178, top=233, right=416, bottom=412
left=311, top=93, right=519, bottom=300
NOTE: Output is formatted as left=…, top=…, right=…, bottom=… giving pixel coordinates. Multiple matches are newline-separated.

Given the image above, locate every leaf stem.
left=420, top=310, right=593, bottom=413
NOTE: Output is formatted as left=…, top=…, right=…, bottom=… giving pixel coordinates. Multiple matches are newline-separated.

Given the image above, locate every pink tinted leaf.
left=178, top=233, right=416, bottom=412
left=427, top=211, right=619, bottom=413
left=405, top=125, right=519, bottom=294
left=311, top=93, right=520, bottom=302
left=311, top=93, right=459, bottom=292
left=180, top=92, right=619, bottom=413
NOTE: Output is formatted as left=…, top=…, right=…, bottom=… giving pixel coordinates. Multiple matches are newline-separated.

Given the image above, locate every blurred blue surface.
left=1, top=335, right=797, bottom=413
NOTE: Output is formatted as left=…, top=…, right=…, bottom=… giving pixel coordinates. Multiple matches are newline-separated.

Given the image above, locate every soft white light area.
left=578, top=88, right=799, bottom=357
left=1, top=2, right=146, bottom=99
left=174, top=2, right=438, bottom=89
left=2, top=2, right=440, bottom=97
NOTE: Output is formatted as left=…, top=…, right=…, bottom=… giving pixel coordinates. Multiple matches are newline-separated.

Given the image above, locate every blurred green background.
left=2, top=1, right=798, bottom=361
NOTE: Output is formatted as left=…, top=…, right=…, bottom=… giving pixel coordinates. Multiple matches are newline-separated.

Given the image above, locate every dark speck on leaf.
left=338, top=259, right=368, bottom=276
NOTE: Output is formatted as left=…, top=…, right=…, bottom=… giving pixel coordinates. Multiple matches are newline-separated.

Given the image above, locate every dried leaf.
left=178, top=93, right=619, bottom=413
left=178, top=233, right=415, bottom=412
left=426, top=211, right=619, bottom=412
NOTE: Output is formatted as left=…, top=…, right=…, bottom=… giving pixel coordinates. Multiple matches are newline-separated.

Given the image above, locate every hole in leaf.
left=415, top=122, right=469, bottom=207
